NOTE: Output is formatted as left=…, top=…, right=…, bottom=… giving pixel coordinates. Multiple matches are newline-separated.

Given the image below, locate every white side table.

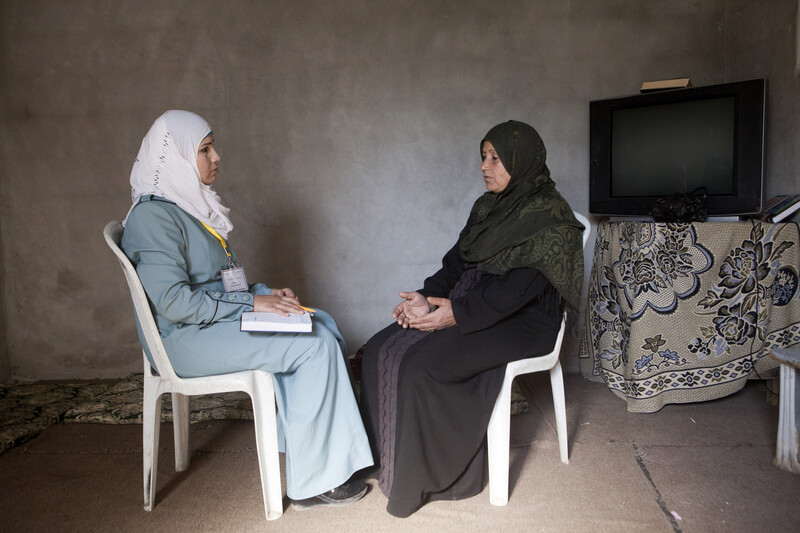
left=770, top=348, right=800, bottom=474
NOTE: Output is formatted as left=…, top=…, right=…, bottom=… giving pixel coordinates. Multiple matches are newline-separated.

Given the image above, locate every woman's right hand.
left=253, top=289, right=305, bottom=316
left=393, top=291, right=432, bottom=328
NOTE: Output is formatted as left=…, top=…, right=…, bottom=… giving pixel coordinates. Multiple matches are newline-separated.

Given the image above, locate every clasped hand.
left=392, top=291, right=456, bottom=331
left=253, top=288, right=306, bottom=316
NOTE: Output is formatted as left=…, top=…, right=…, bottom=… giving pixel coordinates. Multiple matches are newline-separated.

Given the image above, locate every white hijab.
left=123, top=110, right=234, bottom=239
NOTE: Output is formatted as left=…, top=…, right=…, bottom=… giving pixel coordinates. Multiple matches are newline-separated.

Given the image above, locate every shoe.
left=290, top=480, right=368, bottom=511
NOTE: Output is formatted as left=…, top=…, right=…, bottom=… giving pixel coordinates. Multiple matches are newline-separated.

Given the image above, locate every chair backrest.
left=574, top=212, right=591, bottom=250
left=103, top=221, right=181, bottom=383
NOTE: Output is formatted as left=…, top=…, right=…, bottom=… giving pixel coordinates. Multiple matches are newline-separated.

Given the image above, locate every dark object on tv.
left=651, top=187, right=708, bottom=223
left=590, top=78, right=766, bottom=217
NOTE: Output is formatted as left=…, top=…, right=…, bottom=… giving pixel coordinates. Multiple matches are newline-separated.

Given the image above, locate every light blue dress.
left=121, top=195, right=373, bottom=499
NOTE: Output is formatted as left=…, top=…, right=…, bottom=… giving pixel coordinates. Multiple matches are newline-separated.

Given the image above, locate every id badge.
left=221, top=263, right=248, bottom=292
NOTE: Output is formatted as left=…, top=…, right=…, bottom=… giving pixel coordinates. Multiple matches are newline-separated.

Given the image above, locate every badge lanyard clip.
left=201, top=222, right=248, bottom=292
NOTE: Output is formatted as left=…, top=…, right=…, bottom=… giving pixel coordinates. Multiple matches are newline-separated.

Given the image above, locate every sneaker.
left=290, top=480, right=368, bottom=511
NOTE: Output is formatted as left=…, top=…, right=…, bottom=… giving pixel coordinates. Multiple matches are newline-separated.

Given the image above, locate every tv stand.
left=605, top=215, right=743, bottom=222
left=607, top=215, right=654, bottom=222
left=705, top=216, right=742, bottom=222
left=579, top=219, right=800, bottom=413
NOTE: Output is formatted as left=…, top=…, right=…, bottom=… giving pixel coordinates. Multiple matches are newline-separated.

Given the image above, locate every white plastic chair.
left=770, top=348, right=800, bottom=474
left=103, top=221, right=283, bottom=521
left=486, top=212, right=591, bottom=506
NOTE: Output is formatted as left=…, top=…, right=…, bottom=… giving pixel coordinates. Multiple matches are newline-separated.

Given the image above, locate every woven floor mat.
left=0, top=373, right=528, bottom=455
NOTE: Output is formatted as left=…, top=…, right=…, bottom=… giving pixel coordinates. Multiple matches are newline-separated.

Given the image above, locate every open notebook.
left=240, top=311, right=312, bottom=333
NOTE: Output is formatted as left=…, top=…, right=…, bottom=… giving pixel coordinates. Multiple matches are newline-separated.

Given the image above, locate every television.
left=589, top=78, right=766, bottom=218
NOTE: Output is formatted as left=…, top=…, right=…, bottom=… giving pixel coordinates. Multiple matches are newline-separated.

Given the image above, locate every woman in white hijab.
left=121, top=110, right=372, bottom=509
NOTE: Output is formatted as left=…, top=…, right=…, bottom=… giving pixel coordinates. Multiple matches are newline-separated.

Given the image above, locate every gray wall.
left=0, top=212, right=7, bottom=381
left=1, top=0, right=797, bottom=381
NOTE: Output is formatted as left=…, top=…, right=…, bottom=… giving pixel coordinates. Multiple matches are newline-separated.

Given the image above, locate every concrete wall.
left=0, top=212, right=7, bottom=381
left=0, top=0, right=797, bottom=380
left=727, top=0, right=800, bottom=199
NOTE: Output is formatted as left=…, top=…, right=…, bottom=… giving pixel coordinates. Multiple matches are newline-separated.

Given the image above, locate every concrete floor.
left=1, top=373, right=798, bottom=533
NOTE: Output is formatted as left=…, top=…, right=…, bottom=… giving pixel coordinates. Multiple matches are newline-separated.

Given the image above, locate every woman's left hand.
left=253, top=287, right=304, bottom=316
left=407, top=297, right=456, bottom=332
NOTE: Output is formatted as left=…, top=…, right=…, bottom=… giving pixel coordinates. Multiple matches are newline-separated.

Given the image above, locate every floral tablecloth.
left=580, top=220, right=800, bottom=412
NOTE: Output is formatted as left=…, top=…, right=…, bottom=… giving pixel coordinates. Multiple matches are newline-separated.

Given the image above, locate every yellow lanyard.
left=200, top=222, right=234, bottom=266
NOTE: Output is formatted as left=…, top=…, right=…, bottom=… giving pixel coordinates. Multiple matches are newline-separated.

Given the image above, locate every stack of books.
left=760, top=195, right=800, bottom=223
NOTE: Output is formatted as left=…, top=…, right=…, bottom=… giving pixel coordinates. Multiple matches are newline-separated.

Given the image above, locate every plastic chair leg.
left=142, top=373, right=163, bottom=511
left=172, top=393, right=191, bottom=472
left=251, top=374, right=284, bottom=520
left=774, top=363, right=800, bottom=473
left=549, top=361, right=569, bottom=464
left=487, top=375, right=513, bottom=506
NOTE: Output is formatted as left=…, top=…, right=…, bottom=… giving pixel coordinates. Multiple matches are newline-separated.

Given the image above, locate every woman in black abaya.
left=359, top=120, right=585, bottom=517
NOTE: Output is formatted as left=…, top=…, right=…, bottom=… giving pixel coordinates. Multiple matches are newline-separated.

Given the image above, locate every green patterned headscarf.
left=460, top=120, right=585, bottom=311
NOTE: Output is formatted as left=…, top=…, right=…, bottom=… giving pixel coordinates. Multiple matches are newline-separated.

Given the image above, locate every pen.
left=300, top=305, right=317, bottom=314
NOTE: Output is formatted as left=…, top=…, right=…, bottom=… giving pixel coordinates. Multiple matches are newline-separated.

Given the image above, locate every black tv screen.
left=590, top=78, right=766, bottom=217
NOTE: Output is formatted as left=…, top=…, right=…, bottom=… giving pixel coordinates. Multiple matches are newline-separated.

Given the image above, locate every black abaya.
left=359, top=236, right=563, bottom=517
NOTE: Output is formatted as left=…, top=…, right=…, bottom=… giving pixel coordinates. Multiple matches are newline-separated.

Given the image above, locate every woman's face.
left=481, top=141, right=512, bottom=193
left=197, top=134, right=220, bottom=185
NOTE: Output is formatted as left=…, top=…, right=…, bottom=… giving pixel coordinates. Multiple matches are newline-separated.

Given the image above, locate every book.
left=760, top=194, right=800, bottom=223
left=240, top=311, right=312, bottom=333
left=640, top=77, right=692, bottom=93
